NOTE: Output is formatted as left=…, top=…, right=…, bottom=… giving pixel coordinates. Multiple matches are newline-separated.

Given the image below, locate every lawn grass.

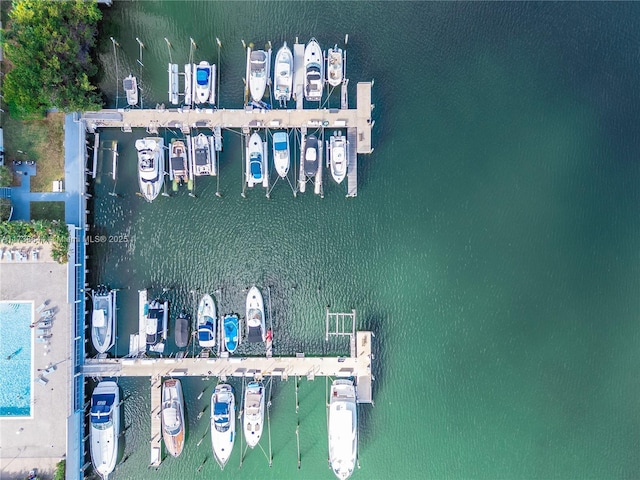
left=29, top=201, right=65, bottom=222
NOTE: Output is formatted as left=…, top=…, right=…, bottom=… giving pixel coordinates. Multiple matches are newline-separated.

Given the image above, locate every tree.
left=0, top=165, right=12, bottom=187
left=4, top=0, right=103, bottom=118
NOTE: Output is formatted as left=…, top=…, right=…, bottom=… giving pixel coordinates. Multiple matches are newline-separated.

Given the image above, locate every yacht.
left=211, top=383, right=236, bottom=468
left=135, top=137, right=165, bottom=202
left=223, top=314, right=239, bottom=354
left=327, top=46, right=343, bottom=87
left=249, top=50, right=268, bottom=103
left=161, top=379, right=185, bottom=458
left=169, top=139, right=191, bottom=191
left=192, top=133, right=214, bottom=176
left=304, top=134, right=320, bottom=177
left=90, top=381, right=120, bottom=480
left=272, top=131, right=290, bottom=178
left=194, top=61, right=212, bottom=104
left=273, top=42, right=293, bottom=103
left=197, top=294, right=216, bottom=348
left=329, top=131, right=347, bottom=184
left=246, top=132, right=266, bottom=188
left=304, top=38, right=324, bottom=102
left=91, top=285, right=116, bottom=354
left=243, top=381, right=265, bottom=448
left=328, top=379, right=358, bottom=480
left=245, top=286, right=265, bottom=343
left=174, top=311, right=190, bottom=349
left=123, top=74, right=138, bottom=106
left=145, top=299, right=168, bottom=348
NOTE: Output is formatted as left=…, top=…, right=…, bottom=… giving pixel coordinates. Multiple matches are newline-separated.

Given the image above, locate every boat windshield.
left=305, top=147, right=317, bottom=162
left=274, top=140, right=288, bottom=151
left=92, top=418, right=113, bottom=430
left=247, top=308, right=262, bottom=326
left=214, top=402, right=230, bottom=432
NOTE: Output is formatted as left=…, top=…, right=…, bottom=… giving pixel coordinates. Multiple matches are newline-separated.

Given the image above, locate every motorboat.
left=304, top=38, right=324, bottom=102
left=329, top=132, right=347, bottom=184
left=174, top=311, right=190, bottom=349
left=90, top=381, right=119, bottom=480
left=135, top=137, right=165, bottom=202
left=145, top=299, right=168, bottom=348
left=161, top=379, right=185, bottom=458
left=211, top=383, right=236, bottom=468
left=123, top=74, right=138, bottom=106
left=304, top=134, right=320, bottom=176
left=223, top=314, right=239, bottom=354
left=273, top=42, right=293, bottom=103
left=169, top=139, right=191, bottom=191
left=197, top=294, right=216, bottom=348
left=192, top=133, right=214, bottom=176
left=91, top=285, right=116, bottom=354
left=245, top=286, right=265, bottom=343
left=327, top=46, right=343, bottom=87
left=246, top=132, right=266, bottom=188
left=243, top=381, right=265, bottom=448
left=194, top=61, right=212, bottom=104
left=272, top=131, right=290, bottom=178
left=328, top=379, right=358, bottom=480
left=249, top=50, right=268, bottom=103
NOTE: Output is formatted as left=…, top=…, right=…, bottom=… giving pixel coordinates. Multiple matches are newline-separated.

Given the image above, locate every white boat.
left=194, top=61, right=212, bottom=104
left=249, top=50, right=268, bottom=102
left=211, top=383, right=236, bottom=468
left=273, top=42, right=293, bottom=103
left=197, top=294, right=216, bottom=348
left=91, top=285, right=116, bottom=354
left=329, top=131, right=347, bottom=184
left=192, top=133, right=214, bottom=176
left=246, top=132, right=266, bottom=188
left=161, top=379, right=185, bottom=458
left=327, top=46, right=343, bottom=87
left=304, top=38, right=324, bottom=102
left=272, top=131, right=290, bottom=178
left=245, top=286, right=265, bottom=343
left=135, top=137, right=165, bottom=202
left=328, top=379, right=358, bottom=480
left=169, top=139, right=191, bottom=191
left=304, top=134, right=320, bottom=177
left=90, top=381, right=119, bottom=480
left=243, top=381, right=265, bottom=448
left=123, top=74, right=138, bottom=106
left=145, top=299, right=168, bottom=348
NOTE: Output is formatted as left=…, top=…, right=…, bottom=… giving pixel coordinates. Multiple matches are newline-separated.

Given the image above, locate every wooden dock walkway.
left=149, top=376, right=162, bottom=467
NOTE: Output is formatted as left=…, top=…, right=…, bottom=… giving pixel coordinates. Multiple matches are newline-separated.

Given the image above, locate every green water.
left=89, top=2, right=640, bottom=479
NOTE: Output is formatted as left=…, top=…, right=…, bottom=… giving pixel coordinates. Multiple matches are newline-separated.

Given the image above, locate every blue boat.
left=223, top=314, right=239, bottom=354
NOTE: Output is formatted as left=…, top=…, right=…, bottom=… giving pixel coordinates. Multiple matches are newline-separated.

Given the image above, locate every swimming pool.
left=0, top=301, right=33, bottom=417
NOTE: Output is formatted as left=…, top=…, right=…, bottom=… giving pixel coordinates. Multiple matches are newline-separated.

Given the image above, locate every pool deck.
left=0, top=243, right=70, bottom=480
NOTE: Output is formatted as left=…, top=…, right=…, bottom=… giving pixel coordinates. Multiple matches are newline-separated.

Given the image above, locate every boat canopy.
left=214, top=402, right=229, bottom=418
left=247, top=325, right=263, bottom=343
left=250, top=156, right=262, bottom=179
left=198, top=324, right=215, bottom=343
left=123, top=78, right=135, bottom=91
left=90, top=394, right=114, bottom=423
left=170, top=157, right=185, bottom=172
left=162, top=407, right=181, bottom=434
left=175, top=316, right=189, bottom=348
left=195, top=148, right=209, bottom=166
left=196, top=68, right=210, bottom=85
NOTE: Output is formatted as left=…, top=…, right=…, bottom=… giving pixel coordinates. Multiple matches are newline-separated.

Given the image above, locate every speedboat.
left=249, top=50, right=268, bottom=103
left=223, top=314, right=239, bottom=354
left=273, top=42, right=293, bottom=103
left=174, top=311, right=190, bottom=349
left=197, top=294, right=216, bottom=348
left=245, top=286, right=265, bottom=343
left=91, top=285, right=116, bottom=354
left=211, top=383, right=236, bottom=468
left=195, top=61, right=212, bottom=104
left=145, top=299, right=168, bottom=348
left=272, top=131, right=290, bottom=178
left=243, top=381, right=265, bottom=448
left=135, top=137, right=165, bottom=202
left=161, top=379, right=185, bottom=458
left=304, top=38, right=324, bottom=102
left=169, top=139, right=191, bottom=191
left=304, top=134, right=320, bottom=177
left=246, top=132, right=265, bottom=188
left=192, top=133, right=214, bottom=176
left=90, top=381, right=119, bottom=480
left=327, top=46, right=343, bottom=87
left=123, top=74, right=138, bottom=106
left=328, top=379, right=358, bottom=480
left=330, top=131, right=347, bottom=184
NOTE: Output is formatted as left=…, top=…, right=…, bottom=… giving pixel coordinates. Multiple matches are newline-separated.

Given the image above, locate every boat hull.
left=211, top=384, right=236, bottom=467
left=245, top=286, right=265, bottom=343
left=246, top=133, right=265, bottom=188
left=170, top=139, right=190, bottom=189
left=330, top=133, right=347, bottom=184
left=174, top=313, right=190, bottom=348
left=162, top=379, right=185, bottom=458
left=243, top=381, right=265, bottom=448
left=90, top=381, right=120, bottom=479
left=272, top=131, right=290, bottom=178
left=223, top=314, right=239, bottom=353
left=327, top=47, right=343, bottom=87
left=123, top=74, right=138, bottom=106
left=136, top=137, right=165, bottom=202
left=195, top=61, right=212, bottom=104
left=249, top=50, right=268, bottom=103
left=328, top=379, right=357, bottom=480
left=197, top=294, right=216, bottom=348
left=192, top=133, right=214, bottom=176
left=274, top=43, right=293, bottom=102
left=304, top=135, right=320, bottom=177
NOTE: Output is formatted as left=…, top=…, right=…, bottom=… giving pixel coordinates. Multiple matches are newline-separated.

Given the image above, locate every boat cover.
left=91, top=394, right=114, bottom=423
left=123, top=78, right=134, bottom=90
left=93, top=310, right=106, bottom=327
left=198, top=325, right=214, bottom=343
left=195, top=148, right=208, bottom=166
left=247, top=325, right=263, bottom=343
left=196, top=68, right=209, bottom=84
left=175, top=316, right=189, bottom=348
left=170, top=157, right=185, bottom=172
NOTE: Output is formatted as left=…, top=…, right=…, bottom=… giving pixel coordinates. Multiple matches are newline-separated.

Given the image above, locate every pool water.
left=0, top=301, right=33, bottom=417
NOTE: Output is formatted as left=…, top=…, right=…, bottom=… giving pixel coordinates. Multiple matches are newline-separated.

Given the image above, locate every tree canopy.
left=4, top=0, right=103, bottom=118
